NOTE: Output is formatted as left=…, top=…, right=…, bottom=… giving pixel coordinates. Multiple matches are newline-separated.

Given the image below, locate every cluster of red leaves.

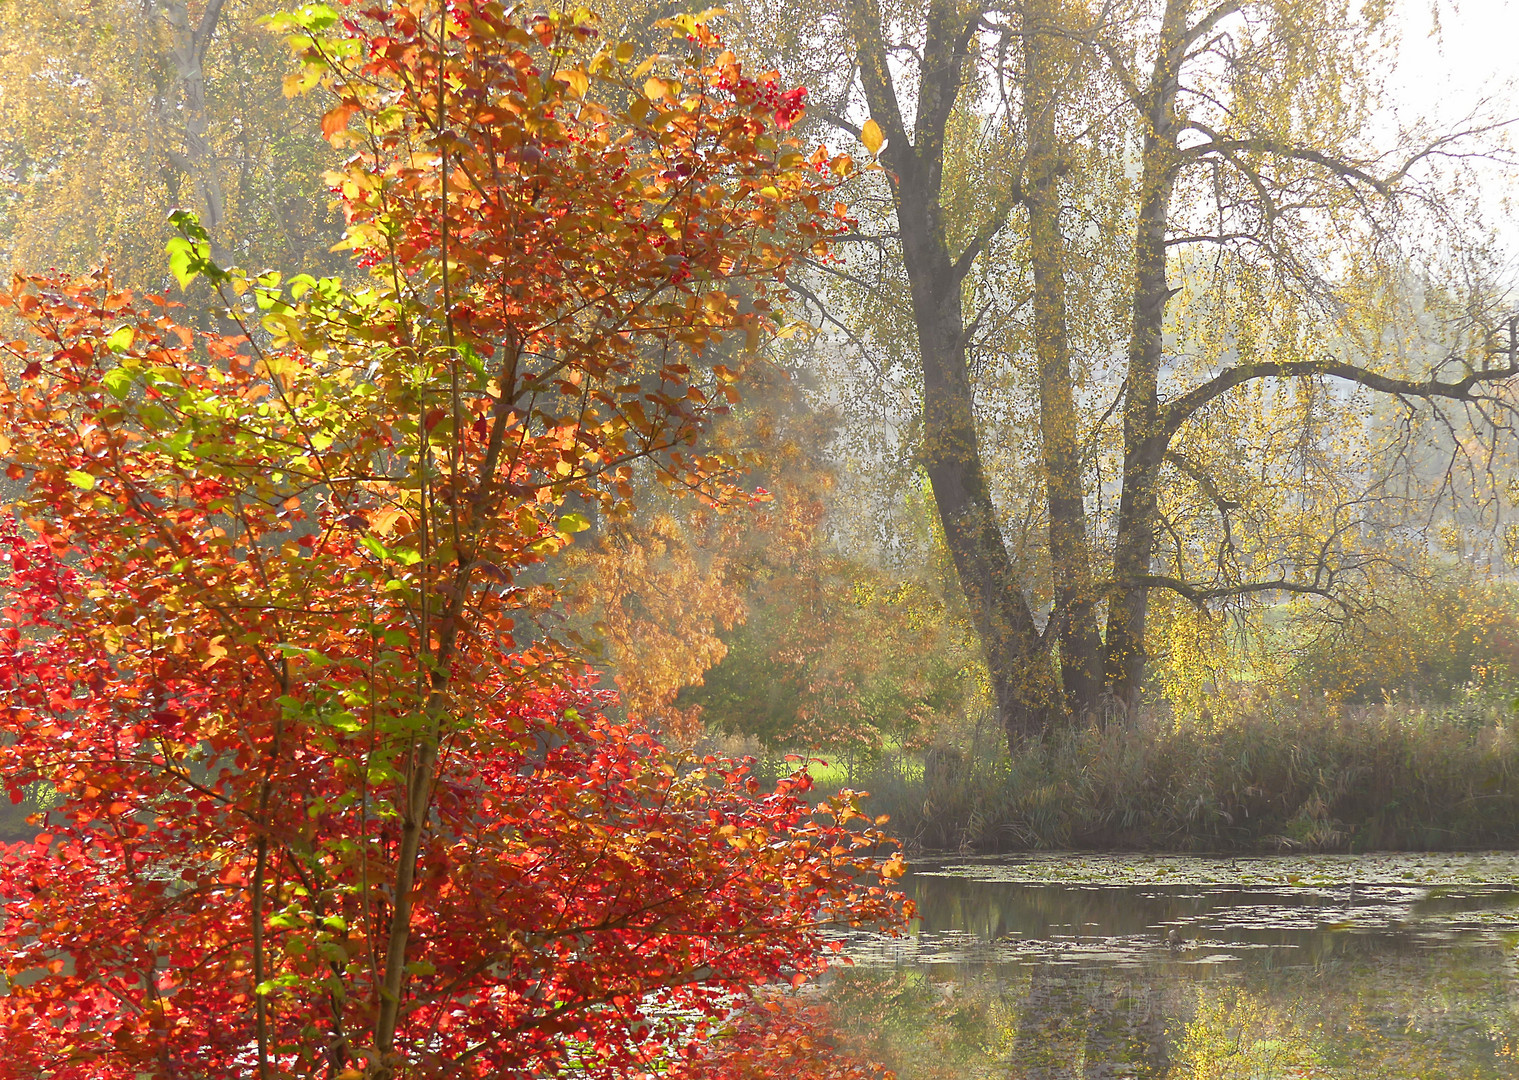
left=0, top=2, right=904, bottom=1077
left=0, top=522, right=900, bottom=1074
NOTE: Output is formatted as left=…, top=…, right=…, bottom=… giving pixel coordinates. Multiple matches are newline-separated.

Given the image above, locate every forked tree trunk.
left=834, top=0, right=1506, bottom=746
left=844, top=0, right=1220, bottom=742
left=850, top=0, right=1062, bottom=746
left=1102, top=0, right=1190, bottom=711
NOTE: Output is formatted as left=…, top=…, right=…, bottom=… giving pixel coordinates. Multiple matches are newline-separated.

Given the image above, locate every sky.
left=1390, top=0, right=1518, bottom=253
left=1392, top=0, right=1516, bottom=123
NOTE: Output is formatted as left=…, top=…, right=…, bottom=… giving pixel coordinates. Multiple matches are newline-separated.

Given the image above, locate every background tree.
left=723, top=0, right=1518, bottom=745
left=0, top=0, right=343, bottom=292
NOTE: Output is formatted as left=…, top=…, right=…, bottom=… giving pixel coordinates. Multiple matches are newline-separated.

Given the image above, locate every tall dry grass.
left=840, top=695, right=1519, bottom=852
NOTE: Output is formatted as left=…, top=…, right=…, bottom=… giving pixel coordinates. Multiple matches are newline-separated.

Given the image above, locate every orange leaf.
left=321, top=103, right=357, bottom=142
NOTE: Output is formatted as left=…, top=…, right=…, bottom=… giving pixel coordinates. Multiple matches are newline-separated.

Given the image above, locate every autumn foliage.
left=0, top=3, right=904, bottom=1077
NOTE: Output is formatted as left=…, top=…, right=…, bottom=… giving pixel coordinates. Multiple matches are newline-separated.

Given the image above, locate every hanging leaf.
left=860, top=117, right=885, bottom=156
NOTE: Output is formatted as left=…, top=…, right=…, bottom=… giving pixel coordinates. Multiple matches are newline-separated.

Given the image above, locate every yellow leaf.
left=861, top=118, right=885, bottom=156
left=282, top=68, right=320, bottom=98
left=555, top=68, right=590, bottom=99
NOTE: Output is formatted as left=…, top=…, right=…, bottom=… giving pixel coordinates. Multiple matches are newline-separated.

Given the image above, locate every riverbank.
left=805, top=701, right=1519, bottom=853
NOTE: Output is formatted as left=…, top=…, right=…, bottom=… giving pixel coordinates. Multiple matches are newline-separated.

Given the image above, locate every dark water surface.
left=832, top=853, right=1519, bottom=1078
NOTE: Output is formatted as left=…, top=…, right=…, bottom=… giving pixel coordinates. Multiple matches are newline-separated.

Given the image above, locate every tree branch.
left=1181, top=120, right=1392, bottom=195
left=194, top=0, right=230, bottom=66
left=847, top=0, right=911, bottom=155
left=913, top=0, right=982, bottom=159
left=951, top=182, right=1024, bottom=280
left=1162, top=347, right=1519, bottom=440
left=1133, top=573, right=1350, bottom=612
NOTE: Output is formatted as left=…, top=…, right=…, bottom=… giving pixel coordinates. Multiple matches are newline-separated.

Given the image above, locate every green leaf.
left=460, top=342, right=487, bottom=378
left=290, top=3, right=341, bottom=31
left=557, top=512, right=592, bottom=534
left=273, top=643, right=333, bottom=668
left=165, top=211, right=229, bottom=287
left=167, top=208, right=210, bottom=242
left=324, top=710, right=364, bottom=732
left=360, top=536, right=388, bottom=561
left=102, top=367, right=134, bottom=401
left=165, top=237, right=199, bottom=289
left=66, top=470, right=96, bottom=490
left=104, top=326, right=135, bottom=354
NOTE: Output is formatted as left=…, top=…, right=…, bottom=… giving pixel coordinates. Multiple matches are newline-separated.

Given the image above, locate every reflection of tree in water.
left=869, top=868, right=1519, bottom=1077
left=832, top=948, right=1518, bottom=1079
left=907, top=875, right=1510, bottom=966
left=1005, top=966, right=1170, bottom=1079
left=910, top=878, right=1197, bottom=941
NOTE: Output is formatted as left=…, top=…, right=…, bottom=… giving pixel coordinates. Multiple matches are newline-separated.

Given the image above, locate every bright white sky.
left=1392, top=0, right=1516, bottom=121
left=1389, top=0, right=1518, bottom=252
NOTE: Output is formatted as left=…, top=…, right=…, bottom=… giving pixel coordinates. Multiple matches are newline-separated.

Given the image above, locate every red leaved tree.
left=0, top=3, right=901, bottom=1077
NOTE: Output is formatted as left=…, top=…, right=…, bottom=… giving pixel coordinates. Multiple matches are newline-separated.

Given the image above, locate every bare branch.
left=1162, top=341, right=1519, bottom=440
left=1134, top=573, right=1352, bottom=613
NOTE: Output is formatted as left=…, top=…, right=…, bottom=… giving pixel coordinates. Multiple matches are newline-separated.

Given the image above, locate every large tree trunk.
left=1102, top=0, right=1190, bottom=710
left=850, top=0, right=1060, bottom=746
left=1023, top=12, right=1105, bottom=719
left=915, top=253, right=1060, bottom=742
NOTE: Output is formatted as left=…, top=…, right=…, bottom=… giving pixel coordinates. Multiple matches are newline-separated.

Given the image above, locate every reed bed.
left=829, top=698, right=1519, bottom=853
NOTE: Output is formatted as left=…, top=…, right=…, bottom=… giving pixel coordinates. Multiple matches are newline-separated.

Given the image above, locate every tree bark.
left=154, top=0, right=231, bottom=259
left=1023, top=12, right=1105, bottom=718
left=850, top=0, right=1059, bottom=745
left=1102, top=0, right=1191, bottom=710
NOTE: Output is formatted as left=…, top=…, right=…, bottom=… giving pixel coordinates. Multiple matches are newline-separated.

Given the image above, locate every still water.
left=832, top=853, right=1519, bottom=1078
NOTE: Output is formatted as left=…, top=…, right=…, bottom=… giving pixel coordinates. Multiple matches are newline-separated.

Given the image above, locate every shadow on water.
left=831, top=853, right=1519, bottom=1079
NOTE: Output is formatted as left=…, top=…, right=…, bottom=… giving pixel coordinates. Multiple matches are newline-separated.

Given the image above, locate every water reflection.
left=832, top=854, right=1519, bottom=1078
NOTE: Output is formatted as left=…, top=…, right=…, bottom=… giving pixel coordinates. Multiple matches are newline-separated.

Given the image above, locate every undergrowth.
left=811, top=694, right=1519, bottom=853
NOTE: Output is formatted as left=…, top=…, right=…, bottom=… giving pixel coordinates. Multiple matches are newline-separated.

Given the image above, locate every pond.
left=829, top=853, right=1519, bottom=1078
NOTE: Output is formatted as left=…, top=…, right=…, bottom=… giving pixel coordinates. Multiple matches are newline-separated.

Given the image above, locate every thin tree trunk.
left=1103, top=0, right=1191, bottom=710
left=1023, top=13, right=1104, bottom=718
